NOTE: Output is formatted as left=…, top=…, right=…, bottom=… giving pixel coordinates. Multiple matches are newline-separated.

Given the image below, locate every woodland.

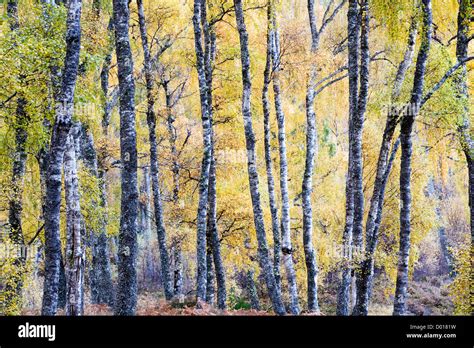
left=0, top=0, right=472, bottom=316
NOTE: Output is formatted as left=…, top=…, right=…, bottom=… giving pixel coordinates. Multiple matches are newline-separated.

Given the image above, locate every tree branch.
left=0, top=92, right=18, bottom=108
left=314, top=73, right=348, bottom=96
left=421, top=56, right=474, bottom=107
left=28, top=224, right=45, bottom=246
left=319, top=0, right=347, bottom=36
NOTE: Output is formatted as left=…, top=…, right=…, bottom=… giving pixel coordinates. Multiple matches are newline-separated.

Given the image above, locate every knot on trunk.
left=281, top=246, right=293, bottom=255
left=122, top=246, right=130, bottom=256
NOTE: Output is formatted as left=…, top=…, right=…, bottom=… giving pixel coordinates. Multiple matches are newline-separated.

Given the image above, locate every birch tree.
left=90, top=15, right=115, bottom=307
left=353, top=13, right=418, bottom=315
left=303, top=0, right=345, bottom=313
left=202, top=2, right=227, bottom=309
left=268, top=0, right=300, bottom=315
left=234, top=0, right=286, bottom=315
left=5, top=0, right=28, bottom=312
left=393, top=0, right=432, bottom=316
left=192, top=0, right=213, bottom=304
left=262, top=0, right=282, bottom=296
left=64, top=126, right=85, bottom=316
left=159, top=68, right=188, bottom=300
left=113, top=0, right=139, bottom=315
left=80, top=122, right=114, bottom=307
left=454, top=0, right=473, bottom=243
left=337, top=0, right=361, bottom=315
left=42, top=0, right=82, bottom=316
left=7, top=0, right=26, bottom=247
left=136, top=0, right=173, bottom=301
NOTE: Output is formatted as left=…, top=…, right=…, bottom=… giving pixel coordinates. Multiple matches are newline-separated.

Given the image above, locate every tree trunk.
left=78, top=125, right=114, bottom=307
left=353, top=138, right=400, bottom=315
left=171, top=238, right=184, bottom=298
left=269, top=1, right=300, bottom=315
left=337, top=0, right=359, bottom=316
left=349, top=1, right=370, bottom=311
left=139, top=166, right=151, bottom=237
left=164, top=84, right=180, bottom=203
left=353, top=12, right=417, bottom=316
left=90, top=232, right=114, bottom=306
left=7, top=0, right=19, bottom=31
left=64, top=127, right=85, bottom=316
left=89, top=14, right=115, bottom=307
left=205, top=244, right=215, bottom=304
left=42, top=0, right=83, bottom=316
left=4, top=0, right=29, bottom=314
left=455, top=0, right=473, bottom=242
left=162, top=84, right=184, bottom=301
left=393, top=0, right=432, bottom=316
left=192, top=0, right=213, bottom=304
left=6, top=79, right=28, bottom=314
left=234, top=0, right=286, bottom=316
left=466, top=156, right=474, bottom=240
left=137, top=0, right=173, bottom=301
left=113, top=0, right=139, bottom=315
left=7, top=0, right=25, bottom=245
left=352, top=0, right=369, bottom=254
left=92, top=0, right=101, bottom=17
left=206, top=153, right=227, bottom=308
left=202, top=6, right=227, bottom=309
left=206, top=158, right=227, bottom=309
left=437, top=225, right=452, bottom=274
left=262, top=2, right=281, bottom=295
left=58, top=252, right=67, bottom=309
left=100, top=17, right=115, bottom=133
left=302, top=0, right=321, bottom=313
left=38, top=131, right=68, bottom=310
left=247, top=269, right=261, bottom=311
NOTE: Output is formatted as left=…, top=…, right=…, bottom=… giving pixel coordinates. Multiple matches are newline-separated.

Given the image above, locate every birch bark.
left=42, top=0, right=82, bottom=316
left=137, top=0, right=173, bottom=301
left=393, top=0, right=432, bottom=315
left=234, top=0, right=286, bottom=315
left=113, top=0, right=139, bottom=315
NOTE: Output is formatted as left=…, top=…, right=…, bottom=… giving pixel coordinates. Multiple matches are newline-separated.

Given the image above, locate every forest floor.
left=20, top=293, right=273, bottom=316
left=315, top=274, right=454, bottom=316
left=20, top=275, right=453, bottom=316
